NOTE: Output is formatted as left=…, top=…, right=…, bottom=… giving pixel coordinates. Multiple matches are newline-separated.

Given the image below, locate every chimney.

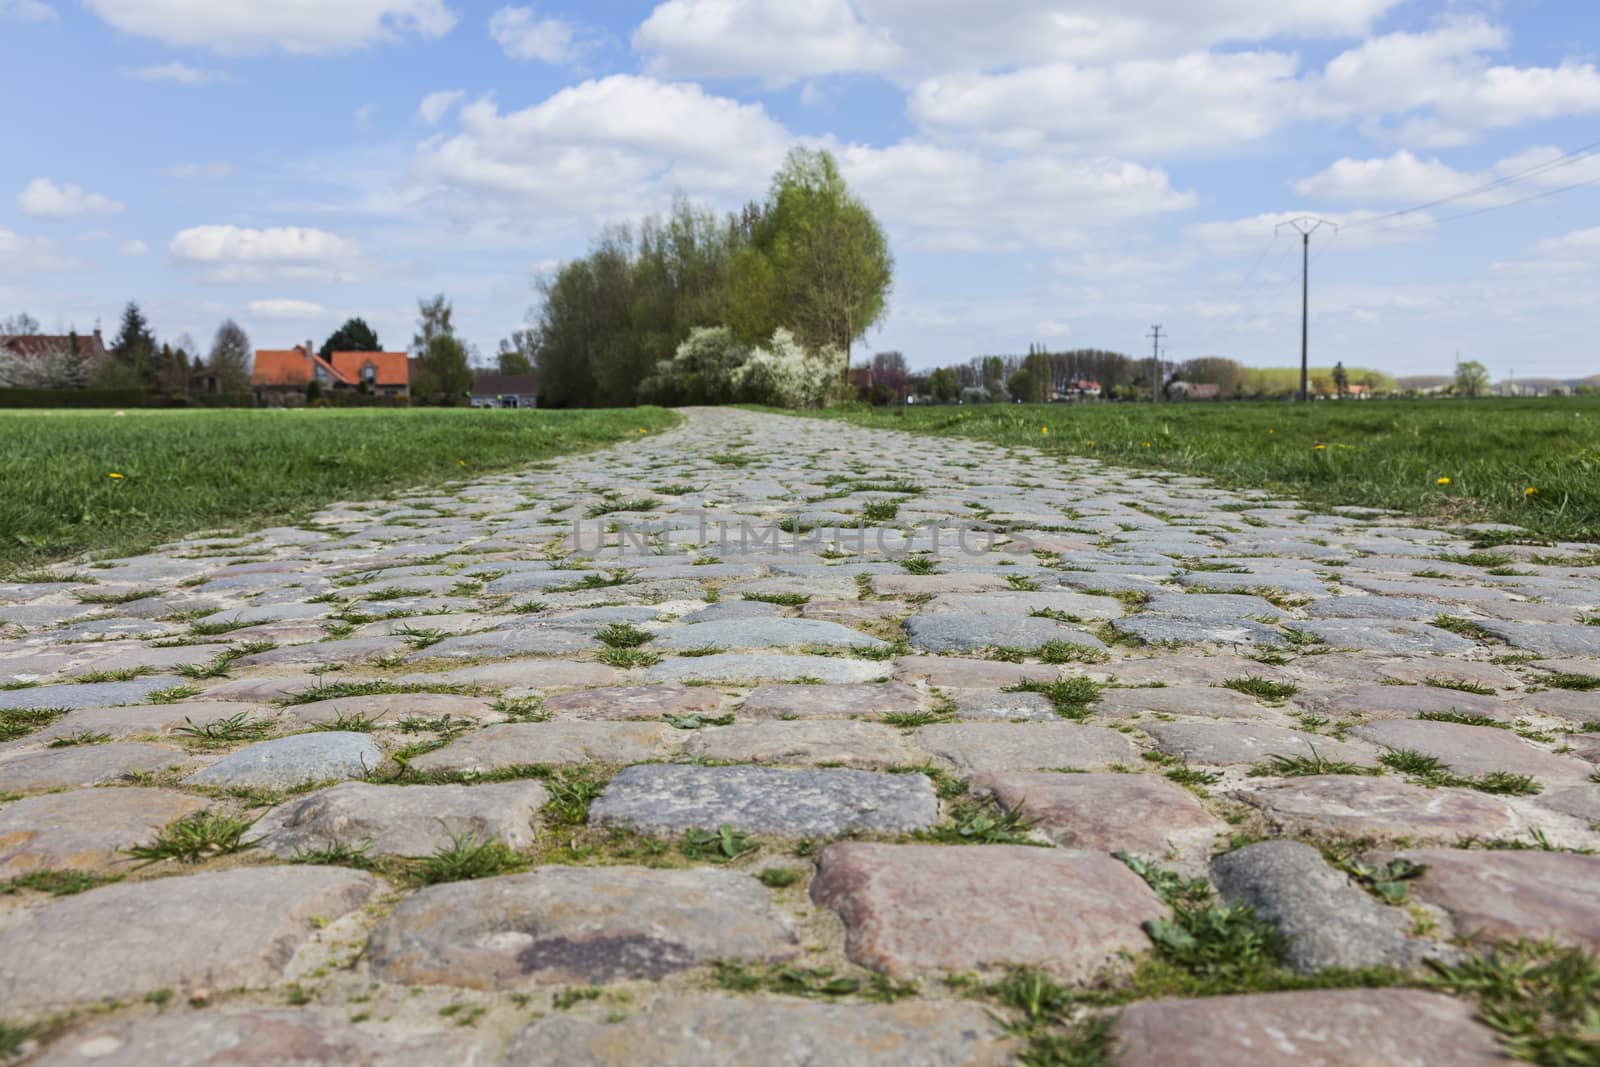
left=305, top=339, right=315, bottom=357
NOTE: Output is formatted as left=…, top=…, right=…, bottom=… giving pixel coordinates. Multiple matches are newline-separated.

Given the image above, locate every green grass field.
left=0, top=407, right=679, bottom=570
left=796, top=398, right=1600, bottom=544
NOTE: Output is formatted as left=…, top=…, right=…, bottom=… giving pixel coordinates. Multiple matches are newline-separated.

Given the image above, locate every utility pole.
left=1275, top=217, right=1336, bottom=402
left=1146, top=324, right=1163, bottom=403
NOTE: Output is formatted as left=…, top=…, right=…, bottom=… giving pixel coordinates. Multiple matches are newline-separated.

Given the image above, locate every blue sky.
left=4, top=0, right=1600, bottom=379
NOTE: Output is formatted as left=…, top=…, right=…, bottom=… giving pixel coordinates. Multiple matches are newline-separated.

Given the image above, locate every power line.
left=1368, top=170, right=1600, bottom=233
left=1345, top=138, right=1600, bottom=230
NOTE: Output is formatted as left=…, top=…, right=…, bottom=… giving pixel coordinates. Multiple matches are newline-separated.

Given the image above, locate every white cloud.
left=2, top=0, right=54, bottom=22
left=81, top=0, right=456, bottom=54
left=162, top=161, right=234, bottom=180
left=1188, top=210, right=1432, bottom=253
left=1294, top=146, right=1600, bottom=204
left=418, top=76, right=790, bottom=216
left=1533, top=227, right=1600, bottom=259
left=131, top=61, right=216, bottom=84
left=840, top=142, right=1194, bottom=249
left=169, top=225, right=358, bottom=282
left=0, top=229, right=75, bottom=272
left=416, top=89, right=465, bottom=125
left=1310, top=17, right=1600, bottom=146
left=248, top=298, right=328, bottom=318
left=119, top=240, right=149, bottom=256
left=908, top=50, right=1298, bottom=156
left=17, top=178, right=125, bottom=219
left=633, top=0, right=1400, bottom=78
left=635, top=0, right=899, bottom=83
left=488, top=5, right=575, bottom=63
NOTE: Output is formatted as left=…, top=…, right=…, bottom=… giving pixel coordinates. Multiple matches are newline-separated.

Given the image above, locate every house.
left=1342, top=384, right=1371, bottom=399
left=1167, top=380, right=1221, bottom=400
left=0, top=329, right=109, bottom=386
left=250, top=341, right=409, bottom=405
left=470, top=373, right=538, bottom=409
left=1050, top=379, right=1101, bottom=400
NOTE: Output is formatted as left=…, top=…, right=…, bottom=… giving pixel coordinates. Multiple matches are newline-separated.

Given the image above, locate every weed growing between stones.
left=663, top=713, right=736, bottom=730
left=596, top=623, right=652, bottom=648
left=289, top=840, right=377, bottom=870
left=1430, top=941, right=1600, bottom=1066
left=1431, top=615, right=1495, bottom=641
left=1037, top=641, right=1110, bottom=666
left=0, top=869, right=119, bottom=896
left=742, top=592, right=810, bottom=607
left=144, top=684, right=201, bottom=705
left=711, top=961, right=919, bottom=1002
left=916, top=797, right=1041, bottom=847
left=1004, top=678, right=1101, bottom=720
left=1247, top=747, right=1373, bottom=778
left=1424, top=676, right=1497, bottom=695
left=1419, top=710, right=1508, bottom=728
left=413, top=833, right=525, bottom=885
left=44, top=731, right=112, bottom=748
left=680, top=825, right=758, bottom=861
left=277, top=680, right=474, bottom=706
left=124, top=810, right=256, bottom=865
left=1339, top=857, right=1427, bottom=904
left=756, top=867, right=798, bottom=888
left=1540, top=672, right=1600, bottom=691
left=1222, top=676, right=1299, bottom=701
left=72, top=666, right=155, bottom=683
left=1378, top=749, right=1542, bottom=795
left=0, top=707, right=65, bottom=742
left=172, top=713, right=268, bottom=748
left=598, top=647, right=663, bottom=669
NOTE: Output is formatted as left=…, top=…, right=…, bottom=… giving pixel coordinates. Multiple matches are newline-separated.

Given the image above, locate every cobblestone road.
left=1, top=408, right=1597, bottom=1065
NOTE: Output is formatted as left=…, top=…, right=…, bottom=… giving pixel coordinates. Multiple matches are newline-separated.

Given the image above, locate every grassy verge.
left=780, top=398, right=1600, bottom=543
left=0, top=407, right=678, bottom=570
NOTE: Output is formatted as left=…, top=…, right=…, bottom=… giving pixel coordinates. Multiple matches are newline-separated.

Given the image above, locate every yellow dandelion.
left=1268, top=428, right=1276, bottom=434
left=1086, top=439, right=1096, bottom=447
left=1312, top=444, right=1326, bottom=451
left=637, top=428, right=648, bottom=434
left=1142, top=441, right=1152, bottom=447
left=1041, top=426, right=1049, bottom=435
left=458, top=460, right=466, bottom=467
left=108, top=472, right=124, bottom=480
left=1524, top=486, right=1538, bottom=497
left=1436, top=477, right=1451, bottom=486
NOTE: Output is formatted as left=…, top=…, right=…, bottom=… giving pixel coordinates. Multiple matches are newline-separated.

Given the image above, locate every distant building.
left=1050, top=379, right=1101, bottom=400
left=1167, top=380, right=1220, bottom=400
left=0, top=329, right=110, bottom=382
left=470, top=373, right=539, bottom=409
left=250, top=341, right=409, bottom=405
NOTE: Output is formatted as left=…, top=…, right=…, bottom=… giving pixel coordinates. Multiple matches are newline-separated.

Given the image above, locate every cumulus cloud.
left=839, top=142, right=1194, bottom=249
left=131, top=61, right=217, bottom=84
left=248, top=298, right=328, bottom=318
left=81, top=0, right=456, bottom=54
left=635, top=0, right=899, bottom=83
left=119, top=240, right=149, bottom=256
left=1294, top=146, right=1600, bottom=205
left=633, top=0, right=1400, bottom=78
left=488, top=5, right=575, bottom=63
left=909, top=50, right=1298, bottom=157
left=1188, top=210, right=1432, bottom=253
left=416, top=89, right=465, bottom=125
left=17, top=178, right=124, bottom=219
left=169, top=225, right=358, bottom=282
left=418, top=76, right=790, bottom=216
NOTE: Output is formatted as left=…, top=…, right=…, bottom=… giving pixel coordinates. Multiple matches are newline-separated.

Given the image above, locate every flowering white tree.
left=735, top=328, right=835, bottom=409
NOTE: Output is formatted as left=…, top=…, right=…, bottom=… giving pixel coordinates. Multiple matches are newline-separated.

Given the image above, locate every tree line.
left=509, top=147, right=893, bottom=409
left=0, top=304, right=252, bottom=397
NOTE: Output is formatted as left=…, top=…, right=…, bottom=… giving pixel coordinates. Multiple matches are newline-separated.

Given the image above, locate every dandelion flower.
left=1436, top=477, right=1451, bottom=486
left=637, top=428, right=648, bottom=434
left=1142, top=441, right=1152, bottom=447
left=108, top=472, right=124, bottom=480
left=458, top=460, right=466, bottom=467
left=1313, top=444, right=1326, bottom=451
left=1086, top=439, right=1096, bottom=447
left=1041, top=426, right=1049, bottom=435
left=1524, top=486, right=1538, bottom=497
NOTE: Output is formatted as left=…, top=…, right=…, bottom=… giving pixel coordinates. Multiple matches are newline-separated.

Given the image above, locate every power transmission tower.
left=1275, top=217, right=1337, bottom=402
left=1146, top=324, right=1163, bottom=403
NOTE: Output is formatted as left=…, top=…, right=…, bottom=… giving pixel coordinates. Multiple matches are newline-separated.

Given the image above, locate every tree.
left=412, top=295, right=454, bottom=354
left=1, top=312, right=40, bottom=337
left=208, top=319, right=253, bottom=392
left=415, top=334, right=472, bottom=405
left=1007, top=368, right=1037, bottom=403
left=928, top=367, right=959, bottom=403
left=1455, top=359, right=1490, bottom=398
left=320, top=318, right=381, bottom=359
left=110, top=301, right=157, bottom=385
left=496, top=330, right=536, bottom=375
left=871, top=351, right=909, bottom=395
left=1332, top=361, right=1349, bottom=398
left=760, top=147, right=893, bottom=392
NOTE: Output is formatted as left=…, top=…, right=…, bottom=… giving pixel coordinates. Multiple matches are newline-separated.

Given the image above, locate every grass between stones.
left=0, top=406, right=681, bottom=571
left=1004, top=678, right=1102, bottom=720
left=0, top=707, right=67, bottom=742
left=124, top=810, right=256, bottom=865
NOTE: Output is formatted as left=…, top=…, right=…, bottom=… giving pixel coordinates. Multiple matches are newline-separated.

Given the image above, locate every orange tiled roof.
left=330, top=351, right=409, bottom=387
left=251, top=349, right=314, bottom=387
